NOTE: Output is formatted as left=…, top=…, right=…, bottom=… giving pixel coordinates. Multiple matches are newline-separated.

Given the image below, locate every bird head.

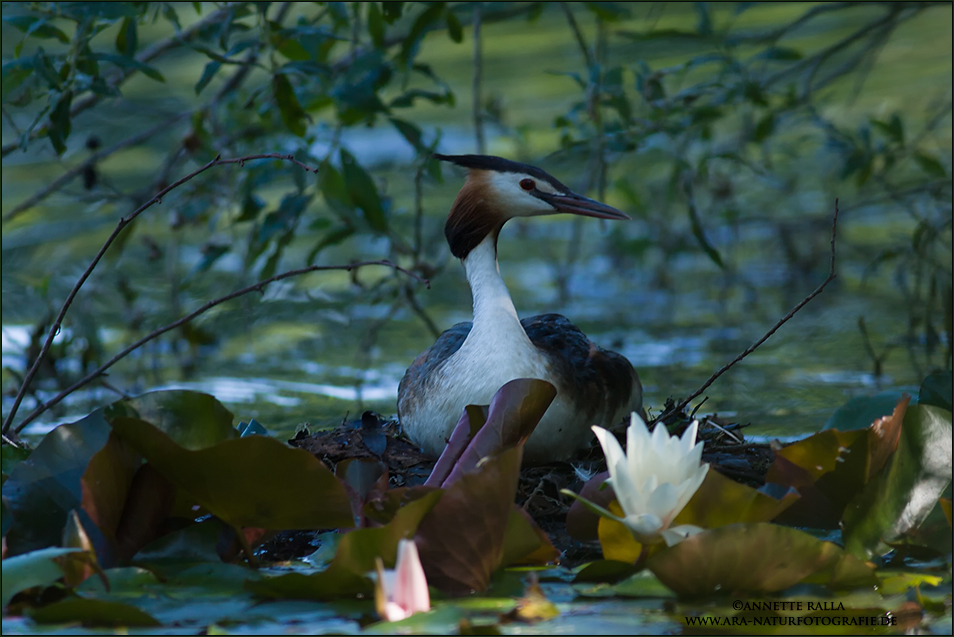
left=435, top=154, right=630, bottom=259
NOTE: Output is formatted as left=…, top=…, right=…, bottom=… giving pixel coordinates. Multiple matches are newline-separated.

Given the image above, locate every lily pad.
left=109, top=416, right=353, bottom=532
left=2, top=409, right=112, bottom=556
left=416, top=447, right=525, bottom=593
left=1, top=546, right=81, bottom=607
left=842, top=404, right=953, bottom=559
left=248, top=490, right=442, bottom=600
left=28, top=597, right=161, bottom=627
left=919, top=371, right=953, bottom=412
left=105, top=390, right=236, bottom=450
left=648, top=523, right=876, bottom=596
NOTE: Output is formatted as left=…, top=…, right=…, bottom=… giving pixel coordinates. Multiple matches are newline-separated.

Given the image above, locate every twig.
left=561, top=2, right=593, bottom=69
left=2, top=153, right=320, bottom=435
left=12, top=260, right=427, bottom=434
left=651, top=200, right=840, bottom=427
left=472, top=3, right=485, bottom=154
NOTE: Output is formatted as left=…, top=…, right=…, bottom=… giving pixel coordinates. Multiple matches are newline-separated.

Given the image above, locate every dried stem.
left=12, top=260, right=427, bottom=434
left=2, top=153, right=320, bottom=435
left=652, top=200, right=841, bottom=426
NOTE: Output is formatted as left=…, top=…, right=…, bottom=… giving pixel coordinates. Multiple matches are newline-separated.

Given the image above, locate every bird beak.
left=535, top=191, right=630, bottom=220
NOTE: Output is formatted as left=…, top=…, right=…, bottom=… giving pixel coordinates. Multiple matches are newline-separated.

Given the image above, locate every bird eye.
left=519, top=178, right=535, bottom=191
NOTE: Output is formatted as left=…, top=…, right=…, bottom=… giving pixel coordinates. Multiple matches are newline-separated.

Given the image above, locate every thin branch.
left=561, top=2, right=593, bottom=69
left=472, top=3, right=485, bottom=154
left=2, top=153, right=320, bottom=435
left=12, top=260, right=428, bottom=434
left=651, top=200, right=841, bottom=426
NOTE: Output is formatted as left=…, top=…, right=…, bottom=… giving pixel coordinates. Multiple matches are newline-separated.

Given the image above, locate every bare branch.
left=2, top=153, right=320, bottom=435
left=652, top=200, right=841, bottom=427
left=12, top=260, right=427, bottom=434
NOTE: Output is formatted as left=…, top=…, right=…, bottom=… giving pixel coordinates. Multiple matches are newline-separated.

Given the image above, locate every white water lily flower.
left=374, top=539, right=430, bottom=622
left=592, top=412, right=709, bottom=546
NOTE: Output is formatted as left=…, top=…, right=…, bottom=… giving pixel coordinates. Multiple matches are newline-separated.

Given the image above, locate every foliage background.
left=1, top=1, right=951, bottom=441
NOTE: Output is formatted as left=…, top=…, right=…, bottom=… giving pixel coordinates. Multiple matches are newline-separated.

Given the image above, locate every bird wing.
left=397, top=321, right=473, bottom=413
left=520, top=313, right=640, bottom=424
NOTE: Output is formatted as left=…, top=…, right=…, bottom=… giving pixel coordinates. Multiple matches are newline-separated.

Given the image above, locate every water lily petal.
left=660, top=524, right=706, bottom=547
left=623, top=513, right=664, bottom=538
left=392, top=539, right=430, bottom=615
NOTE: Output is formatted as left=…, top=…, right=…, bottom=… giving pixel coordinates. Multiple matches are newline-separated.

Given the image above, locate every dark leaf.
left=105, top=390, right=236, bottom=450
left=48, top=89, right=73, bottom=155
left=108, top=417, right=353, bottom=531
left=398, top=2, right=445, bottom=69
left=115, top=17, right=138, bottom=57
left=382, top=2, right=404, bottom=23
left=194, top=60, right=223, bottom=95
left=416, top=447, right=524, bottom=593
left=93, top=53, right=164, bottom=82
left=444, top=9, right=463, bottom=43
left=3, top=16, right=70, bottom=42
left=914, top=151, right=947, bottom=179
left=340, top=149, right=387, bottom=232
left=2, top=409, right=112, bottom=556
left=756, top=46, right=802, bottom=61
left=500, top=507, right=559, bottom=567
left=919, top=370, right=953, bottom=412
left=29, top=597, right=160, bottom=628
left=687, top=200, right=724, bottom=269
left=842, top=404, right=953, bottom=559
left=247, top=490, right=442, bottom=599
left=272, top=73, right=309, bottom=137
left=441, top=379, right=555, bottom=487
left=367, top=2, right=385, bottom=47
left=648, top=523, right=876, bottom=596
left=2, top=59, right=34, bottom=96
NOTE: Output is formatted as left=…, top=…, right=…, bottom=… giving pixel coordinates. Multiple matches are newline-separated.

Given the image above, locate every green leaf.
left=48, top=89, right=73, bottom=155
left=108, top=417, right=353, bottom=532
left=753, top=112, right=774, bottom=143
left=756, top=46, right=803, bottom=61
left=248, top=490, right=442, bottom=599
left=398, top=2, right=445, bottom=69
left=919, top=371, right=953, bottom=412
left=194, top=60, right=222, bottom=95
left=272, top=73, right=308, bottom=137
left=389, top=117, right=425, bottom=151
left=1, top=547, right=81, bottom=607
left=340, top=149, right=387, bottom=232
left=29, top=597, right=160, bottom=628
left=382, top=2, right=404, bottom=23
left=444, top=9, right=462, bottom=43
left=367, top=3, right=385, bottom=48
left=3, top=16, right=70, bottom=42
left=270, top=29, right=311, bottom=61
left=914, top=151, right=947, bottom=179
left=648, top=523, right=876, bottom=596
left=115, top=17, right=138, bottom=56
left=842, top=404, right=953, bottom=559
left=823, top=391, right=910, bottom=432
left=93, top=53, right=164, bottom=82
left=2, top=409, right=112, bottom=556
left=2, top=59, right=34, bottom=96
left=105, top=390, right=237, bottom=450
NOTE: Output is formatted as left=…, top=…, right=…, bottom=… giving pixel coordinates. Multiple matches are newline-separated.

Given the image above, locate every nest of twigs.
left=262, top=402, right=772, bottom=566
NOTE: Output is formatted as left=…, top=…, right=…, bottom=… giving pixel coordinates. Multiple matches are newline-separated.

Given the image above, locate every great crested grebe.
left=398, top=154, right=643, bottom=463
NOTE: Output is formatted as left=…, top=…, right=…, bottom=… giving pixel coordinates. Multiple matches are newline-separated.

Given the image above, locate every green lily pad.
left=919, top=371, right=953, bottom=412
left=823, top=391, right=911, bottom=432
left=648, top=523, right=876, bottom=597
left=1, top=546, right=81, bottom=607
left=105, top=390, right=236, bottom=450
left=248, top=489, right=442, bottom=600
left=674, top=468, right=800, bottom=528
left=842, top=404, right=953, bottom=559
left=28, top=597, right=161, bottom=628
left=109, top=416, right=353, bottom=532
left=2, top=409, right=112, bottom=556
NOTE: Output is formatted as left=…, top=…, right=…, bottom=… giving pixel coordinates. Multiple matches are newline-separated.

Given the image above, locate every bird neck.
left=461, top=236, right=526, bottom=338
